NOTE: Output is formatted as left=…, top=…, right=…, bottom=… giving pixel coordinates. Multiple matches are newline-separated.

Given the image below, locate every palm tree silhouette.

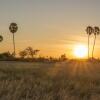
left=0, top=35, right=3, bottom=42
left=86, top=26, right=93, bottom=59
left=9, top=23, right=18, bottom=56
left=92, top=26, right=100, bottom=59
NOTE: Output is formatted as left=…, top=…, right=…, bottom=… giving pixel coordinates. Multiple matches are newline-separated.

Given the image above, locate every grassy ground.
left=0, top=61, right=100, bottom=100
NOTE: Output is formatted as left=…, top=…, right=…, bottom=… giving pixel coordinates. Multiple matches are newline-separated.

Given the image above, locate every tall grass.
left=0, top=61, right=100, bottom=100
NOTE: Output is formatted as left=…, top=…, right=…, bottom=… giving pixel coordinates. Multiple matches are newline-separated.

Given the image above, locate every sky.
left=0, top=0, right=100, bottom=58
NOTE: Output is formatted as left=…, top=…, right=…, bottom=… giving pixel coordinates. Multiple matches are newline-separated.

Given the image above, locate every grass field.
left=0, top=61, right=100, bottom=100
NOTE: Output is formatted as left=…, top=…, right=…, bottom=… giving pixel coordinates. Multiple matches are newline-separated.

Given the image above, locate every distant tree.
left=19, top=50, right=27, bottom=58
left=60, top=54, right=67, bottom=61
left=86, top=26, right=93, bottom=59
left=9, top=23, right=18, bottom=56
left=49, top=56, right=53, bottom=61
left=26, top=47, right=39, bottom=58
left=92, top=26, right=100, bottom=59
left=34, top=49, right=40, bottom=55
left=0, top=51, right=13, bottom=60
left=0, top=35, right=3, bottom=42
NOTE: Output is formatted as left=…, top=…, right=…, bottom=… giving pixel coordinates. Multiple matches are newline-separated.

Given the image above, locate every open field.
left=0, top=61, right=100, bottom=100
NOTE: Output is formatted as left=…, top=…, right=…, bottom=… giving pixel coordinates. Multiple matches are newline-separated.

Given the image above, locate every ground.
left=0, top=61, right=100, bottom=100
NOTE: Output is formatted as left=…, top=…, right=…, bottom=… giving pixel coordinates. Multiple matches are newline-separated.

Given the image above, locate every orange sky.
left=0, top=0, right=100, bottom=58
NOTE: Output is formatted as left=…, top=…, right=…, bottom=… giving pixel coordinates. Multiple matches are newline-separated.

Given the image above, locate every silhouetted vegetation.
left=86, top=26, right=100, bottom=59
left=19, top=47, right=39, bottom=59
left=0, top=52, right=14, bottom=60
left=86, top=26, right=93, bottom=58
left=59, top=54, right=67, bottom=61
left=0, top=35, right=3, bottom=42
left=19, top=50, right=27, bottom=59
left=92, top=26, right=100, bottom=59
left=9, top=23, right=18, bottom=56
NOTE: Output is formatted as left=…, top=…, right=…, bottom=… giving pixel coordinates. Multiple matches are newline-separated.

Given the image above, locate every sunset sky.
left=0, top=0, right=100, bottom=58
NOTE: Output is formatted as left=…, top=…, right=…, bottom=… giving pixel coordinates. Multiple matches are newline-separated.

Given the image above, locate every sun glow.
left=74, top=45, right=88, bottom=58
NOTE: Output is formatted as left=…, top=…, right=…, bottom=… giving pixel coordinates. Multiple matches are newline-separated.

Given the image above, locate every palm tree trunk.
left=13, top=34, right=16, bottom=56
left=88, top=34, right=89, bottom=59
left=92, top=35, right=96, bottom=59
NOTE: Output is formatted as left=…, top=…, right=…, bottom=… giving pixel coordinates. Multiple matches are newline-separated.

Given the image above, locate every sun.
left=73, top=44, right=88, bottom=58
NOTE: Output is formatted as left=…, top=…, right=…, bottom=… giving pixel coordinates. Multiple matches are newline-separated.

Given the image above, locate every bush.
left=0, top=52, right=14, bottom=60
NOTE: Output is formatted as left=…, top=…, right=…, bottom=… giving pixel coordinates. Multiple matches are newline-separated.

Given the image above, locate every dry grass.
left=0, top=61, right=100, bottom=100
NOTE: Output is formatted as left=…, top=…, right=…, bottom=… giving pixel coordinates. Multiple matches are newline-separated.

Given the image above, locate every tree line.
left=0, top=49, right=67, bottom=62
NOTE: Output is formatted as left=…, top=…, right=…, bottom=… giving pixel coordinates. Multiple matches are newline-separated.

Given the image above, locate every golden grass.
left=0, top=61, right=100, bottom=100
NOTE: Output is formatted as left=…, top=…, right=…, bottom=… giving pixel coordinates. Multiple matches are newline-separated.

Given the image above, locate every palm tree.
left=0, top=35, right=3, bottom=42
left=9, top=23, right=18, bottom=56
left=86, top=26, right=93, bottom=59
left=92, top=26, right=100, bottom=59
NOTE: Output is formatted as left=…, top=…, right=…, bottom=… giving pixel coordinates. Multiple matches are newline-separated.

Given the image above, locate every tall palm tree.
left=9, top=23, right=18, bottom=56
left=86, top=26, right=93, bottom=59
left=0, top=35, right=3, bottom=42
left=92, top=26, right=100, bottom=59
